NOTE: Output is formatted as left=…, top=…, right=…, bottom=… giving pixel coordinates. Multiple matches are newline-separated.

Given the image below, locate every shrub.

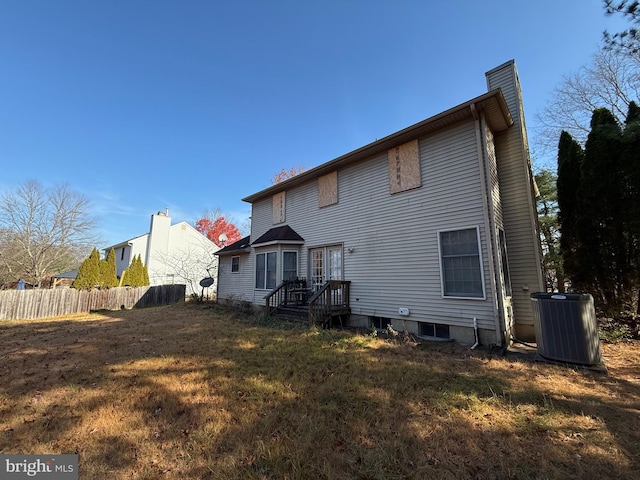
left=120, top=255, right=150, bottom=287
left=72, top=248, right=100, bottom=290
left=100, top=248, right=118, bottom=288
left=599, top=311, right=639, bottom=342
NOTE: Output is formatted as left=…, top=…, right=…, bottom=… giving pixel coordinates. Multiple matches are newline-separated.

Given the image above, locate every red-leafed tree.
left=271, top=166, right=306, bottom=184
left=196, top=215, right=242, bottom=248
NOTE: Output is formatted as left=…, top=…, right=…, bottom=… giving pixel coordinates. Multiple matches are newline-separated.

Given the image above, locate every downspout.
left=472, top=103, right=503, bottom=346
left=471, top=317, right=479, bottom=350
left=214, top=254, right=221, bottom=303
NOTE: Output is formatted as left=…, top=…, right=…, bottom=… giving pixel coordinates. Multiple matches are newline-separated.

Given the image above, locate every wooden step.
left=273, top=305, right=308, bottom=323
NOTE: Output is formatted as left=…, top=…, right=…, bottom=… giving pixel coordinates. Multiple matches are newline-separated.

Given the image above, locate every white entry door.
left=309, top=246, right=343, bottom=291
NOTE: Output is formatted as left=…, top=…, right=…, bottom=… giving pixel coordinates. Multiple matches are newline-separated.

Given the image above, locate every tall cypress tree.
left=581, top=109, right=623, bottom=309
left=119, top=265, right=130, bottom=287
left=120, top=255, right=150, bottom=287
left=141, top=257, right=150, bottom=286
left=135, top=255, right=144, bottom=286
left=121, top=257, right=137, bottom=287
left=132, top=255, right=142, bottom=286
left=558, top=105, right=640, bottom=314
left=622, top=102, right=640, bottom=311
left=557, top=131, right=585, bottom=289
left=72, top=248, right=101, bottom=290
left=102, top=248, right=118, bottom=288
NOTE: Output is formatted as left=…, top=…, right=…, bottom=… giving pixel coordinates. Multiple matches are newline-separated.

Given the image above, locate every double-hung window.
left=231, top=256, right=240, bottom=273
left=255, top=252, right=277, bottom=289
left=439, top=227, right=484, bottom=298
left=282, top=251, right=298, bottom=281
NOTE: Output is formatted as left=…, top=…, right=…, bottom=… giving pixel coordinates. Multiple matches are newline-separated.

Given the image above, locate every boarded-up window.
left=388, top=139, right=421, bottom=194
left=318, top=171, right=338, bottom=207
left=272, top=192, right=286, bottom=224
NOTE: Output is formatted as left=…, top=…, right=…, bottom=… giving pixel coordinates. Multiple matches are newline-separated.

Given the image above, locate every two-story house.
left=105, top=210, right=219, bottom=297
left=216, top=60, right=544, bottom=346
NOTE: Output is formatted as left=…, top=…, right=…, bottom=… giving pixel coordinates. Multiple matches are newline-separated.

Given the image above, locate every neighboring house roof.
left=252, top=225, right=304, bottom=247
left=215, top=235, right=251, bottom=255
left=103, top=233, right=148, bottom=251
left=102, top=222, right=217, bottom=253
left=242, top=89, right=512, bottom=204
left=52, top=269, right=78, bottom=279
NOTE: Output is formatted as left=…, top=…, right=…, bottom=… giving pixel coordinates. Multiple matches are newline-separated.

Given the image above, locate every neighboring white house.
left=104, top=210, right=219, bottom=296
left=216, top=60, right=544, bottom=347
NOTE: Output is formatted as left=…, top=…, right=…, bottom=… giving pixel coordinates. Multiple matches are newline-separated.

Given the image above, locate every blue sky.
left=0, top=0, right=630, bottom=248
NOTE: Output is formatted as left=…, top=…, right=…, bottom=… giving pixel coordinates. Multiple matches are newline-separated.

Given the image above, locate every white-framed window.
left=438, top=227, right=485, bottom=298
left=255, top=252, right=277, bottom=290
left=231, top=256, right=240, bottom=273
left=282, top=251, right=298, bottom=281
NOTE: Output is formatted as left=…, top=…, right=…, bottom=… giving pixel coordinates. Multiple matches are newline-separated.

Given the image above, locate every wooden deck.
left=265, top=279, right=351, bottom=328
left=308, top=280, right=351, bottom=328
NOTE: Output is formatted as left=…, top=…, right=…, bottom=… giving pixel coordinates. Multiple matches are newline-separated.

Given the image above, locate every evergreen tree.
left=580, top=108, right=623, bottom=309
left=120, top=254, right=150, bottom=287
left=121, top=258, right=136, bottom=287
left=132, top=255, right=142, bottom=286
left=120, top=257, right=133, bottom=287
left=72, top=247, right=100, bottom=290
left=604, top=0, right=640, bottom=57
left=535, top=168, right=564, bottom=291
left=558, top=105, right=640, bottom=314
left=119, top=265, right=130, bottom=287
left=557, top=131, right=585, bottom=289
left=141, top=256, right=150, bottom=286
left=102, top=248, right=118, bottom=288
left=621, top=101, right=640, bottom=310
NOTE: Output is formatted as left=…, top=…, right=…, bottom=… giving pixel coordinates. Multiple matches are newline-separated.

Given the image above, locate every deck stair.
left=265, top=279, right=351, bottom=328
left=272, top=304, right=309, bottom=323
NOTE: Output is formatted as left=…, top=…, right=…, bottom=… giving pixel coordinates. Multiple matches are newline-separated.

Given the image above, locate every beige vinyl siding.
left=486, top=61, right=544, bottom=333
left=249, top=120, right=499, bottom=332
left=232, top=61, right=541, bottom=344
left=217, top=253, right=253, bottom=302
left=482, top=117, right=511, bottom=338
left=485, top=123, right=504, bottom=230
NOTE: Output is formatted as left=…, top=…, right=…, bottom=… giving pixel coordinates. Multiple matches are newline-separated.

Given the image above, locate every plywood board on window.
left=388, top=139, right=421, bottom=194
left=272, top=191, right=286, bottom=224
left=318, top=171, right=338, bottom=207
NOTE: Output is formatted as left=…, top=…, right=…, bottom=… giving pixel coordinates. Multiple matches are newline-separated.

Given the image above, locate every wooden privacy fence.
left=0, top=285, right=186, bottom=321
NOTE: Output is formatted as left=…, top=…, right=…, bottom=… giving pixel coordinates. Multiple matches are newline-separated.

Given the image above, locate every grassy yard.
left=0, top=303, right=638, bottom=479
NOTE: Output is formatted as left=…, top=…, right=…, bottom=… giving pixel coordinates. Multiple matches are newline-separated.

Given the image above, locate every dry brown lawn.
left=0, top=302, right=638, bottom=479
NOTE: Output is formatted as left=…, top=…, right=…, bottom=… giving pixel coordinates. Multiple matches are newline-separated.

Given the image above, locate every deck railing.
left=308, top=280, right=351, bottom=326
left=264, top=280, right=290, bottom=315
left=264, top=278, right=310, bottom=315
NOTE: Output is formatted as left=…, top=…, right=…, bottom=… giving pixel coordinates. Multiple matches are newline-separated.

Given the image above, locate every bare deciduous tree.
left=0, top=180, right=99, bottom=288
left=534, top=49, right=640, bottom=154
left=151, top=241, right=218, bottom=299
